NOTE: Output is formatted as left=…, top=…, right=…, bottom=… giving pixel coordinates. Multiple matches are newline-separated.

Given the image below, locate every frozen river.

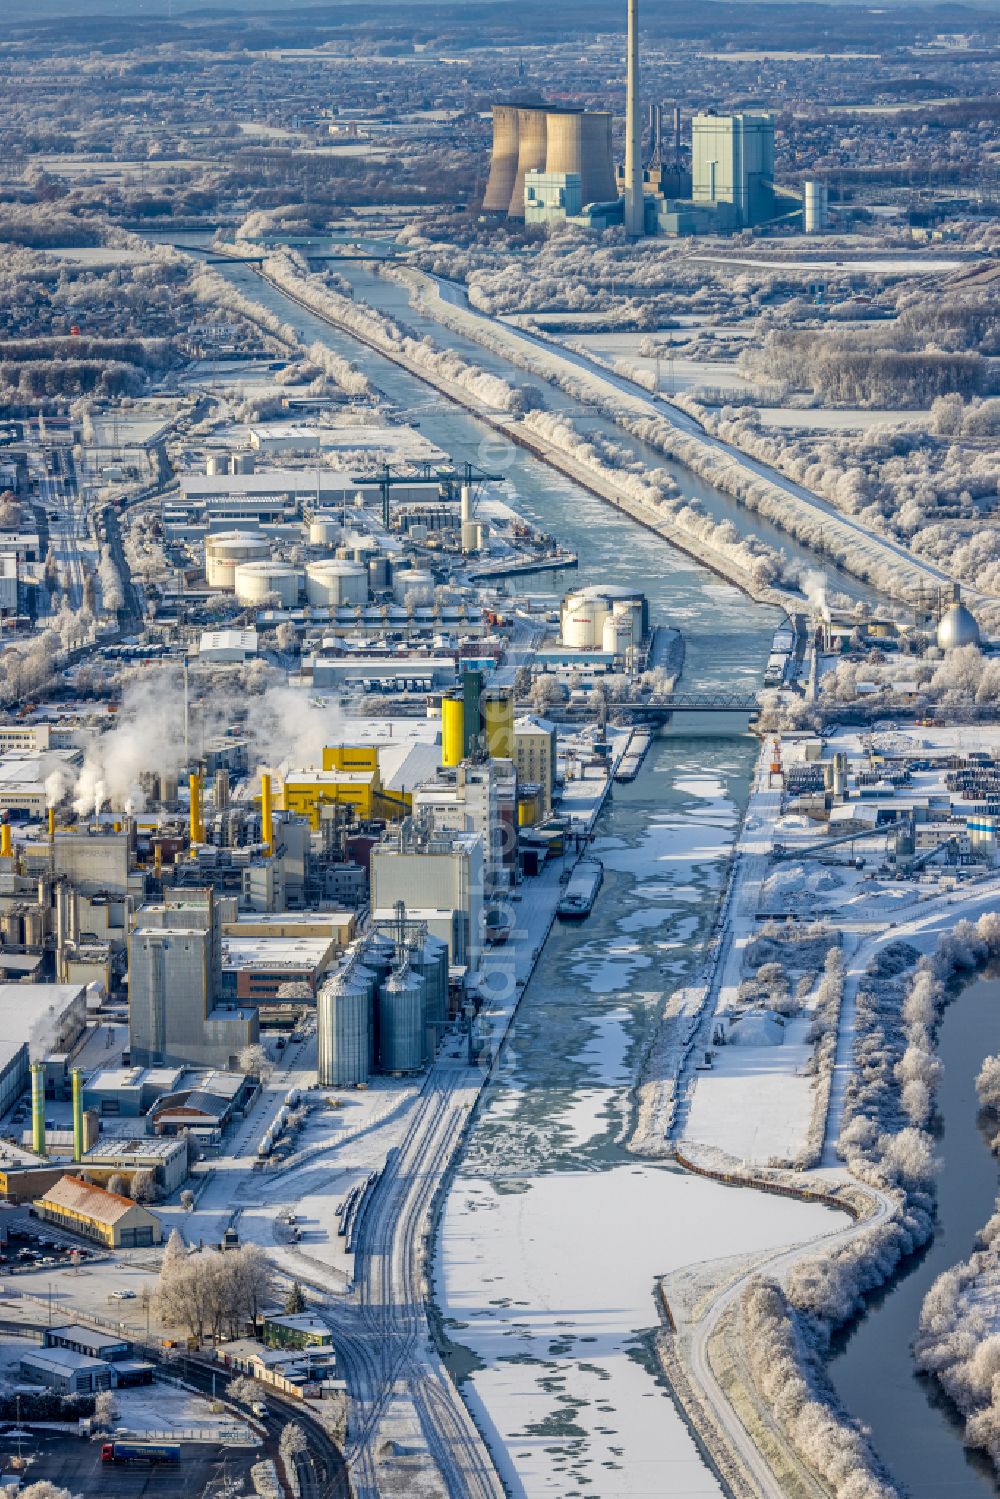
left=157, top=234, right=891, bottom=1494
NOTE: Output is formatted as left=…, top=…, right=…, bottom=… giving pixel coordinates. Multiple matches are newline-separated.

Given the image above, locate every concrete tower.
left=624, top=0, right=644, bottom=235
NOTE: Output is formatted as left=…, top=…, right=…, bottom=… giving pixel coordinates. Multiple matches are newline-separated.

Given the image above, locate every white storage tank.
left=205, top=531, right=270, bottom=590
left=394, top=569, right=434, bottom=605
left=305, top=558, right=369, bottom=608
left=561, top=588, right=610, bottom=649
left=309, top=515, right=342, bottom=548
left=613, top=597, right=645, bottom=645
left=602, top=611, right=632, bottom=658
left=233, top=560, right=302, bottom=607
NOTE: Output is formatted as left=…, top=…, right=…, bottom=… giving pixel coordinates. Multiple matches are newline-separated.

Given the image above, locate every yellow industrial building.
left=35, top=1175, right=162, bottom=1248
left=281, top=745, right=411, bottom=829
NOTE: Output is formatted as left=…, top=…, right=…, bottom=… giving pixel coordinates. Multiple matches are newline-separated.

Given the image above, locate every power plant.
left=483, top=104, right=616, bottom=220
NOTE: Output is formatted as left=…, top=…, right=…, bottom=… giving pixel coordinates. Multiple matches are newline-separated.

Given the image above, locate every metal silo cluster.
left=317, top=908, right=450, bottom=1087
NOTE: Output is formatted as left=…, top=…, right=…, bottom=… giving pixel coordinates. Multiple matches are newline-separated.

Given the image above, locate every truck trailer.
left=101, top=1439, right=181, bottom=1465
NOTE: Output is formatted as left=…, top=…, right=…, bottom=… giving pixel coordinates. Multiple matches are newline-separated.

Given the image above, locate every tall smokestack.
left=31, top=1062, right=46, bottom=1157
left=0, top=823, right=11, bottom=859
left=624, top=0, right=644, bottom=235
left=189, top=772, right=203, bottom=849
left=672, top=105, right=681, bottom=162
left=261, top=773, right=273, bottom=857
left=72, top=1068, right=84, bottom=1163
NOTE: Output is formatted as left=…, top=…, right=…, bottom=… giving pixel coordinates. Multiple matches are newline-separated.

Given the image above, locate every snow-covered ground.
left=437, top=1165, right=843, bottom=1498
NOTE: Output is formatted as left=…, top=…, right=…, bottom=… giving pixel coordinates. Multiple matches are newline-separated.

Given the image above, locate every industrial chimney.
left=31, top=1062, right=46, bottom=1157
left=624, top=0, right=644, bottom=235
left=71, top=1068, right=84, bottom=1164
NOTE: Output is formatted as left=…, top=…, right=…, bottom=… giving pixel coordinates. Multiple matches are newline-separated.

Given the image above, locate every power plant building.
left=483, top=104, right=616, bottom=220
left=691, top=112, right=775, bottom=229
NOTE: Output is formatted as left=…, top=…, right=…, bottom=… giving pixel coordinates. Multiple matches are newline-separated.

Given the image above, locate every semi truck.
left=101, top=1440, right=181, bottom=1466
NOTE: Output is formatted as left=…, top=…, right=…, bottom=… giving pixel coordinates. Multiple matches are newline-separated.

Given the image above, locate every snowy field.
left=754, top=407, right=927, bottom=432
left=437, top=1166, right=845, bottom=1498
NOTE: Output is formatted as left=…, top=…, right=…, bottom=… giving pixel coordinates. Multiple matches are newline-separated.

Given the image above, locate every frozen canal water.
left=156, top=236, right=880, bottom=1495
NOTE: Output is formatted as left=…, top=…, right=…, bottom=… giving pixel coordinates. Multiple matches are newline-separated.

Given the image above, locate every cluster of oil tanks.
left=559, top=585, right=648, bottom=654
left=317, top=930, right=449, bottom=1086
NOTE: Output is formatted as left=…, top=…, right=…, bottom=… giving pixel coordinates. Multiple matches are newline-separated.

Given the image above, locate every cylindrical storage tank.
left=518, top=789, right=541, bottom=826
left=233, top=561, right=302, bottom=607
left=544, top=109, right=617, bottom=206
left=231, top=451, right=255, bottom=475
left=205, top=454, right=226, bottom=476
left=509, top=106, right=549, bottom=218
left=461, top=520, right=483, bottom=554
left=602, top=612, right=632, bottom=658
left=483, top=104, right=521, bottom=214
left=804, top=180, right=829, bottom=234
left=305, top=559, right=369, bottom=608
left=368, top=557, right=390, bottom=591
left=360, top=936, right=395, bottom=1068
left=317, top=970, right=370, bottom=1086
left=482, top=691, right=513, bottom=760
left=377, top=966, right=426, bottom=1073
left=424, top=935, right=450, bottom=1029
left=394, top=569, right=434, bottom=605
left=23, top=907, right=45, bottom=947
left=309, top=516, right=342, bottom=547
left=613, top=597, right=645, bottom=646
left=205, top=531, right=270, bottom=590
left=410, top=936, right=448, bottom=1058
left=1, top=911, right=22, bottom=946
left=442, top=696, right=464, bottom=767
left=561, top=590, right=610, bottom=649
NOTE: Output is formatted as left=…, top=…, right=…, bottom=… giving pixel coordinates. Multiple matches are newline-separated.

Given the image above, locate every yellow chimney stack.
left=189, top=772, right=204, bottom=847
left=0, top=823, right=11, bottom=859
left=48, top=807, right=55, bottom=840
left=261, top=773, right=273, bottom=856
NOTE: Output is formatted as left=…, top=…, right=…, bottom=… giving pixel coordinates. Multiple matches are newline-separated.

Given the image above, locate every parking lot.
left=0, top=1427, right=257, bottom=1495
left=0, top=1205, right=102, bottom=1276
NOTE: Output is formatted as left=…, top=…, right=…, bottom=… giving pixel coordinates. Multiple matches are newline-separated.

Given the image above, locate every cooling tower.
left=544, top=110, right=617, bottom=206
left=482, top=104, right=520, bottom=213
left=509, top=106, right=550, bottom=218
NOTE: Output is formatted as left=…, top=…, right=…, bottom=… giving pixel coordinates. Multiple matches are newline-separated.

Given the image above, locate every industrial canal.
left=168, top=237, right=992, bottom=1495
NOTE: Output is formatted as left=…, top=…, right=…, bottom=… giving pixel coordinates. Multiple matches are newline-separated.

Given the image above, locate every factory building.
left=482, top=104, right=616, bottom=220
left=413, top=761, right=508, bottom=891
left=0, top=982, right=86, bottom=1121
left=20, top=1346, right=113, bottom=1395
left=371, top=826, right=484, bottom=971
left=514, top=717, right=557, bottom=816
left=690, top=112, right=775, bottom=229
left=128, top=889, right=258, bottom=1069
left=35, top=1175, right=162, bottom=1248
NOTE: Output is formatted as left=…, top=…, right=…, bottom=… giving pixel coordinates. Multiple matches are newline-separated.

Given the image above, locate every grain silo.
left=509, top=106, right=550, bottom=218
left=377, top=964, right=426, bottom=1073
left=205, top=531, right=270, bottom=590
left=233, top=561, right=302, bottom=607
left=317, top=964, right=373, bottom=1086
left=483, top=104, right=521, bottom=213
left=482, top=690, right=514, bottom=760
left=544, top=110, right=617, bottom=206
left=441, top=696, right=464, bottom=768
left=305, top=558, right=369, bottom=608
